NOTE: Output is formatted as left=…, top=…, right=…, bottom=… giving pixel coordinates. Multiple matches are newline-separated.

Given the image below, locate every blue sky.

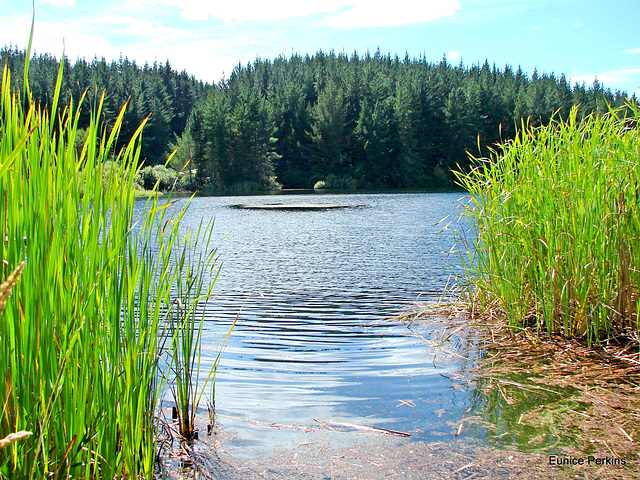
left=1, top=0, right=639, bottom=97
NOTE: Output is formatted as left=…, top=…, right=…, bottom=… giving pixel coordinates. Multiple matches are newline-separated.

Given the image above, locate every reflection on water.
left=144, top=192, right=639, bottom=473
left=151, top=192, right=480, bottom=456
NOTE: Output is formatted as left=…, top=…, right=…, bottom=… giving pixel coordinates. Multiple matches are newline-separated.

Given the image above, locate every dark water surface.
left=152, top=192, right=479, bottom=457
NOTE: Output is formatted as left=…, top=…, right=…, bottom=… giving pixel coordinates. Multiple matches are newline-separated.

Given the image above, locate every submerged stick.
left=314, top=419, right=411, bottom=437
left=487, top=377, right=562, bottom=396
left=216, top=414, right=315, bottom=432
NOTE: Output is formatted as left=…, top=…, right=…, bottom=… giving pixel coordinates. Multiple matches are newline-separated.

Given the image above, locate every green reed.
left=455, top=104, right=640, bottom=344
left=168, top=219, right=217, bottom=440
left=0, top=45, right=216, bottom=477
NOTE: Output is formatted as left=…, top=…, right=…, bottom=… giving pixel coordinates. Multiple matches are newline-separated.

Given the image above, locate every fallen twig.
left=314, top=419, right=411, bottom=437
left=217, top=414, right=315, bottom=432
left=619, top=427, right=634, bottom=442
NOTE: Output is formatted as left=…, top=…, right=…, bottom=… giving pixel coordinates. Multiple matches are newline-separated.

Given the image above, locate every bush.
left=136, top=164, right=179, bottom=191
left=321, top=174, right=357, bottom=190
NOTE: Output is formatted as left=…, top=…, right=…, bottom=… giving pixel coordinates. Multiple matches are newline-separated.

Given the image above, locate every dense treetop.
left=1, top=46, right=633, bottom=192
left=1, top=45, right=206, bottom=165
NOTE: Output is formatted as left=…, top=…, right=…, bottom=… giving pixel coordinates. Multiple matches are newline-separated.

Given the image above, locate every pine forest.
left=2, top=46, right=633, bottom=193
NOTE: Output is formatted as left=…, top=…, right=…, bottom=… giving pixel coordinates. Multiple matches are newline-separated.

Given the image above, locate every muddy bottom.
left=162, top=422, right=638, bottom=480
left=159, top=312, right=640, bottom=480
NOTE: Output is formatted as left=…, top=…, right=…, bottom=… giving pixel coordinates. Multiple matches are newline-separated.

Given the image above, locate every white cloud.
left=0, top=10, right=249, bottom=82
left=1, top=15, right=118, bottom=60
left=128, top=0, right=461, bottom=26
left=570, top=67, right=640, bottom=98
left=129, top=0, right=347, bottom=22
left=571, top=68, right=640, bottom=86
left=92, top=16, right=188, bottom=39
left=328, top=0, right=461, bottom=28
left=157, top=39, right=239, bottom=81
left=0, top=14, right=33, bottom=50
left=624, top=47, right=640, bottom=55
left=41, top=0, right=76, bottom=7
left=447, top=50, right=460, bottom=62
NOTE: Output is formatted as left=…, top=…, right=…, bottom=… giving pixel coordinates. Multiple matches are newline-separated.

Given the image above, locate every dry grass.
left=408, top=304, right=640, bottom=472
left=0, top=432, right=31, bottom=450
left=0, top=262, right=23, bottom=314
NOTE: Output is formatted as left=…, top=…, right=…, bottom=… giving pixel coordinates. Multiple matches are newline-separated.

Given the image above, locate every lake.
left=151, top=191, right=480, bottom=457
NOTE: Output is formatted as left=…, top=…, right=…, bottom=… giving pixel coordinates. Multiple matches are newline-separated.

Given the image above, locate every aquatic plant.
left=0, top=31, right=216, bottom=478
left=168, top=220, right=217, bottom=441
left=455, top=104, right=640, bottom=344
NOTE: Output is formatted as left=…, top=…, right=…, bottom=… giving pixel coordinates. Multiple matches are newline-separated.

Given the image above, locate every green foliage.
left=168, top=124, right=196, bottom=171
left=316, top=174, right=357, bottom=190
left=455, top=105, right=640, bottom=344
left=189, top=85, right=282, bottom=192
left=182, top=50, right=632, bottom=191
left=168, top=221, right=219, bottom=440
left=310, top=77, right=350, bottom=177
left=136, top=163, right=179, bottom=191
left=3, top=45, right=634, bottom=193
left=0, top=46, right=206, bottom=165
left=0, top=48, right=217, bottom=478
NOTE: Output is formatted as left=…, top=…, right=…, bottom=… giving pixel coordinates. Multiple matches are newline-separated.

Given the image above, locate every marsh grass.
left=0, top=40, right=217, bottom=478
left=167, top=220, right=225, bottom=441
left=455, top=105, right=640, bottom=344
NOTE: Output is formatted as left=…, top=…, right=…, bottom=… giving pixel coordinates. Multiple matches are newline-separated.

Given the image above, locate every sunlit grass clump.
left=0, top=47, right=217, bottom=477
left=456, top=105, right=640, bottom=344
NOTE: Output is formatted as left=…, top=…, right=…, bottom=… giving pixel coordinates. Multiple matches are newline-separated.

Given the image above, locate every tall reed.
left=168, top=219, right=218, bottom=440
left=455, top=105, right=640, bottom=344
left=0, top=42, right=216, bottom=478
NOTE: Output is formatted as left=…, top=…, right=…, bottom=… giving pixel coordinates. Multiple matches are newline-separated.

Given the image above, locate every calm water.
left=152, top=192, right=480, bottom=456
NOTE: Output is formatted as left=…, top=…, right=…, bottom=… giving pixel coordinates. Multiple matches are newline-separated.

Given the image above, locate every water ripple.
left=154, top=192, right=472, bottom=456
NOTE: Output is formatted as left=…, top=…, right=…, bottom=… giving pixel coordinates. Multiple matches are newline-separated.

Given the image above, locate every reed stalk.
left=0, top=34, right=217, bottom=478
left=455, top=104, right=640, bottom=344
left=168, top=219, right=218, bottom=440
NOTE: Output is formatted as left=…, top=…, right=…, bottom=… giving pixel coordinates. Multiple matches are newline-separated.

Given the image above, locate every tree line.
left=1, top=45, right=206, bottom=165
left=1, top=46, right=633, bottom=192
